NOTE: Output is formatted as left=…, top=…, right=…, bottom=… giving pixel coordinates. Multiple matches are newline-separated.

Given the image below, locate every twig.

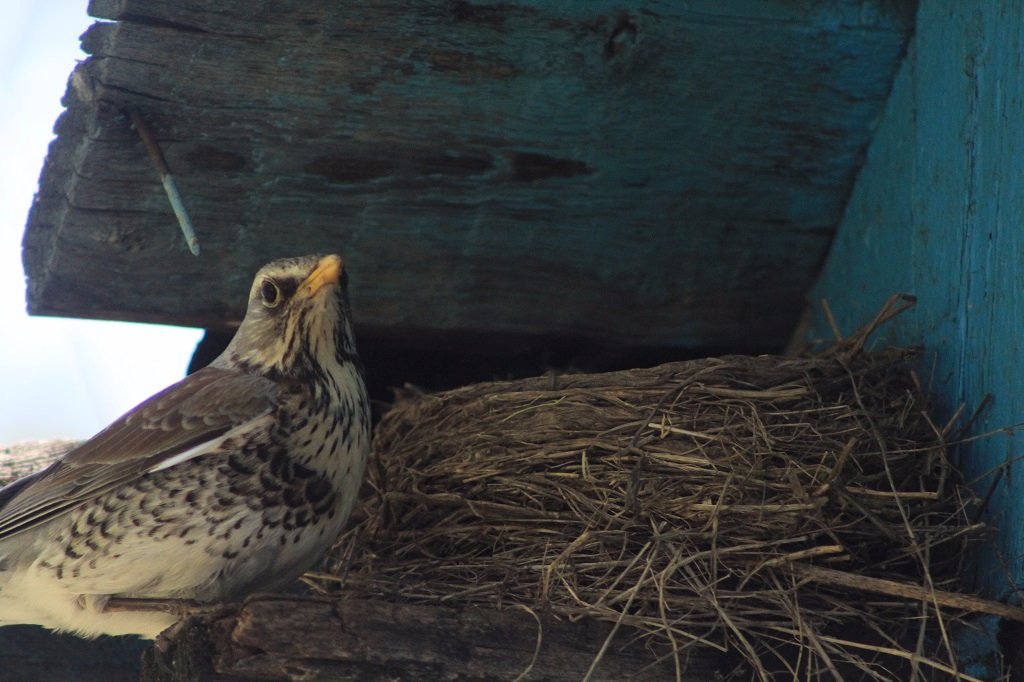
left=760, top=545, right=844, bottom=568
left=582, top=560, right=651, bottom=682
left=788, top=563, right=1024, bottom=622
left=844, top=293, right=917, bottom=358
left=769, top=626, right=985, bottom=682
left=821, top=299, right=843, bottom=342
left=512, top=605, right=543, bottom=682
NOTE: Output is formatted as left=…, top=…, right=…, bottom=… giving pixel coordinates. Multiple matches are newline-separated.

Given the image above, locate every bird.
left=0, top=254, right=370, bottom=639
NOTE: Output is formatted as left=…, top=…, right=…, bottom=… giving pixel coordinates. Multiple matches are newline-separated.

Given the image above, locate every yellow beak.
left=300, top=254, right=343, bottom=296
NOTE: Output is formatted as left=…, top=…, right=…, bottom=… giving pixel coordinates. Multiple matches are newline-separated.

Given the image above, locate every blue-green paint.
left=811, top=2, right=1024, bottom=673
left=29, top=0, right=911, bottom=350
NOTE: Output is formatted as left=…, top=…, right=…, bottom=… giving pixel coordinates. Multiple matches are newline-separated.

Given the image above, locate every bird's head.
left=213, top=254, right=360, bottom=379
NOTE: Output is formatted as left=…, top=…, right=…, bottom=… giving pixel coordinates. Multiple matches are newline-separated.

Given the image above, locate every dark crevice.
left=118, top=13, right=210, bottom=35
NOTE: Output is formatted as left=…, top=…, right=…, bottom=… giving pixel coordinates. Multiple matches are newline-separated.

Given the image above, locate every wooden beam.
left=24, top=0, right=914, bottom=351
left=140, top=596, right=738, bottom=681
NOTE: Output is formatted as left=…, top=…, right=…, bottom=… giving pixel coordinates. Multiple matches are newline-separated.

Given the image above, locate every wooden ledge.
left=141, top=595, right=737, bottom=681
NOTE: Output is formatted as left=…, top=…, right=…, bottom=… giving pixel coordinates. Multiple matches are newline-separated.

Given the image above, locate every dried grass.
left=309, top=297, right=1017, bottom=680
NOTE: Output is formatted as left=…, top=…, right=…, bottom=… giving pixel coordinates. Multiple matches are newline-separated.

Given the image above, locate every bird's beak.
left=299, top=255, right=343, bottom=297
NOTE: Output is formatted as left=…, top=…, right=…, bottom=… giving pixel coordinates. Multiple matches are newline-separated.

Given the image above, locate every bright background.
left=0, top=1, right=202, bottom=444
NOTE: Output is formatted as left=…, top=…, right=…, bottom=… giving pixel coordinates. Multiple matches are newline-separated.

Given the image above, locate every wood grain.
left=23, top=0, right=912, bottom=353
left=140, top=596, right=739, bottom=681
left=809, top=1, right=1024, bottom=671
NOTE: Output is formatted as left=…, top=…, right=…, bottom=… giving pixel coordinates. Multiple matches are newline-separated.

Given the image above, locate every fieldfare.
left=0, top=254, right=370, bottom=638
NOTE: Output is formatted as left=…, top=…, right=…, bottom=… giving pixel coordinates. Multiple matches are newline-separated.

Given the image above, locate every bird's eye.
left=260, top=279, right=281, bottom=308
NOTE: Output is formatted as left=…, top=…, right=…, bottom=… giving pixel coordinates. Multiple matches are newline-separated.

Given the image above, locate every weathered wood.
left=0, top=439, right=79, bottom=484
left=24, top=0, right=913, bottom=353
left=141, top=596, right=739, bottom=681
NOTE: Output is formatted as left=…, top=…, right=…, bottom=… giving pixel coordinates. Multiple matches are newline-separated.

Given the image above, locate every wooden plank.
left=140, top=596, right=737, bottom=680
left=808, top=1, right=1024, bottom=674
left=23, top=0, right=912, bottom=352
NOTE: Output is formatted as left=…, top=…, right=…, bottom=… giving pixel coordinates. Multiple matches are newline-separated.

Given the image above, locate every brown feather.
left=0, top=367, right=278, bottom=539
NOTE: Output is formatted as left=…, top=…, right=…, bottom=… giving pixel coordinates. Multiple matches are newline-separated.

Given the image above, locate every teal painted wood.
left=24, top=0, right=911, bottom=353
left=811, top=2, right=1024, bottom=673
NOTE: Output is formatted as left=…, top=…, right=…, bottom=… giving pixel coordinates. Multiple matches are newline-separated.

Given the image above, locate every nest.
left=310, top=300, right=1017, bottom=680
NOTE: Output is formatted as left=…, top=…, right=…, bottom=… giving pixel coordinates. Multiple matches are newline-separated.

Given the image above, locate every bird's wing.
left=0, top=366, right=279, bottom=540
